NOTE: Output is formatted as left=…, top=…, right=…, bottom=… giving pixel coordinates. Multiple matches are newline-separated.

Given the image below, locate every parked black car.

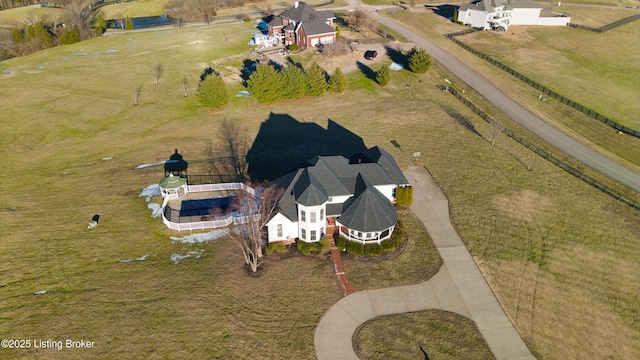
left=364, top=50, right=378, bottom=60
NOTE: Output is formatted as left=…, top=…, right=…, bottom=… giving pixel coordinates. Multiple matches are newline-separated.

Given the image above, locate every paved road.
left=315, top=167, right=535, bottom=360
left=372, top=13, right=640, bottom=192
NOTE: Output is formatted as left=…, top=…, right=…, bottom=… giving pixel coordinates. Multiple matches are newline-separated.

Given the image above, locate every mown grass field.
left=384, top=6, right=640, bottom=170
left=354, top=311, right=496, bottom=360
left=0, top=9, right=639, bottom=360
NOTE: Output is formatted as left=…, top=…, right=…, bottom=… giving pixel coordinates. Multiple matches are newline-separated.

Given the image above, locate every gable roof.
left=280, top=2, right=332, bottom=23
left=271, top=146, right=407, bottom=222
left=337, top=174, right=398, bottom=232
left=299, top=20, right=336, bottom=36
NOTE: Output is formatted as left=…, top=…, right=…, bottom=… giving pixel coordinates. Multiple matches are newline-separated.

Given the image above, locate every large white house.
left=265, top=146, right=409, bottom=245
left=457, top=0, right=570, bottom=31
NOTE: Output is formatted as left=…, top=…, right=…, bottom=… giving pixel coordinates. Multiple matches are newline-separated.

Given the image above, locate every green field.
left=384, top=7, right=640, bottom=170
left=1, top=8, right=639, bottom=360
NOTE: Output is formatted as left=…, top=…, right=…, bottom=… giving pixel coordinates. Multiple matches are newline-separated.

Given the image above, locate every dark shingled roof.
left=270, top=146, right=406, bottom=224
left=293, top=169, right=328, bottom=206
left=337, top=174, right=398, bottom=232
left=300, top=20, right=335, bottom=36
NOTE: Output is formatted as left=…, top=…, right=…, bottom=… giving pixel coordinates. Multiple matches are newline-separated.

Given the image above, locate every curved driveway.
left=373, top=13, right=640, bottom=192
left=315, top=167, right=535, bottom=360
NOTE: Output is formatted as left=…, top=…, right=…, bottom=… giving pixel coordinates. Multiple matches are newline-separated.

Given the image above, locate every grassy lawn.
left=1, top=14, right=639, bottom=360
left=0, top=5, right=65, bottom=29
left=98, top=0, right=338, bottom=20
left=383, top=7, right=640, bottom=169
left=343, top=208, right=442, bottom=290
left=354, top=311, right=496, bottom=360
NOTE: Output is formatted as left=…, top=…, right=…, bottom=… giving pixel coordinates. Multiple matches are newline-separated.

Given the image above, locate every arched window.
left=277, top=224, right=283, bottom=237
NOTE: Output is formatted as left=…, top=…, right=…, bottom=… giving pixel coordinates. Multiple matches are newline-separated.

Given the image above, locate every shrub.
left=247, top=64, right=282, bottom=103
left=407, top=47, right=431, bottom=74
left=328, top=67, right=347, bottom=94
left=320, top=237, right=331, bottom=252
left=347, top=241, right=364, bottom=256
left=60, top=26, right=80, bottom=45
left=265, top=241, right=286, bottom=255
left=304, top=62, right=327, bottom=96
left=396, top=186, right=413, bottom=206
left=319, top=39, right=349, bottom=57
left=376, top=64, right=390, bottom=86
left=296, top=240, right=318, bottom=255
left=125, top=16, right=133, bottom=30
left=336, top=236, right=347, bottom=251
left=287, top=43, right=298, bottom=51
left=365, top=243, right=383, bottom=258
left=389, top=219, right=405, bottom=248
left=198, top=72, right=230, bottom=109
left=380, top=238, right=396, bottom=253
left=279, top=65, right=305, bottom=100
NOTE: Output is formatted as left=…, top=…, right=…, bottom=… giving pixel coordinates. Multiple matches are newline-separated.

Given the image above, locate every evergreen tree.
left=376, top=64, right=391, bottom=86
left=25, top=22, right=53, bottom=49
left=125, top=15, right=133, bottom=30
left=328, top=67, right=347, bottom=94
left=247, top=64, right=282, bottom=103
left=407, top=47, right=431, bottom=74
left=94, top=15, right=108, bottom=36
left=305, top=62, right=327, bottom=96
left=12, top=28, right=25, bottom=43
left=60, top=26, right=81, bottom=45
left=279, top=65, right=305, bottom=100
left=198, top=73, right=230, bottom=109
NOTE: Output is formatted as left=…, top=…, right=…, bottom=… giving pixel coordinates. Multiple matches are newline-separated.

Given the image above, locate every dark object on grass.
left=88, top=214, right=100, bottom=229
left=364, top=50, right=378, bottom=60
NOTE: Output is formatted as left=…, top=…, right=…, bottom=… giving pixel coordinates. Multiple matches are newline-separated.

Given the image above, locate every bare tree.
left=488, top=119, right=506, bottom=146
left=133, top=85, right=142, bottom=106
left=181, top=76, right=190, bottom=96
left=152, top=63, right=163, bottom=86
left=194, top=0, right=218, bottom=29
left=166, top=0, right=198, bottom=32
left=347, top=5, right=377, bottom=32
left=64, top=0, right=93, bottom=39
left=115, top=14, right=125, bottom=30
left=230, top=183, right=284, bottom=272
left=219, top=119, right=248, bottom=181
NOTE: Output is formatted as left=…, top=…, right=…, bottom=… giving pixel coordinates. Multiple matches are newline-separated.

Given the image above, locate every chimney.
left=294, top=1, right=299, bottom=8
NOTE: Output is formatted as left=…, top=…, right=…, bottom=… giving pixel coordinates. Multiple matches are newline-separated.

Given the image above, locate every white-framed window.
left=301, top=210, right=306, bottom=222
left=301, top=228, right=306, bottom=240
left=310, top=211, right=316, bottom=223
left=358, top=232, right=362, bottom=238
left=320, top=209, right=324, bottom=220
left=277, top=224, right=283, bottom=237
left=366, top=233, right=371, bottom=238
left=310, top=230, right=316, bottom=241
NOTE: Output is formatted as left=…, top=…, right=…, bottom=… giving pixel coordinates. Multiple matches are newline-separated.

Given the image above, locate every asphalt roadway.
left=373, top=12, right=640, bottom=192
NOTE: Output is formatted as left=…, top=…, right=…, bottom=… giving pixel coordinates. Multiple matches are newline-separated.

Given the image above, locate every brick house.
left=267, top=1, right=337, bottom=50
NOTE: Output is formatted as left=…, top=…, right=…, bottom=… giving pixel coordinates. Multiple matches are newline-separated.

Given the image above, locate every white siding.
left=511, top=8, right=541, bottom=25
left=297, top=203, right=326, bottom=243
left=537, top=16, right=570, bottom=26
left=266, top=213, right=298, bottom=243
left=462, top=9, right=490, bottom=29
left=373, top=184, right=397, bottom=202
